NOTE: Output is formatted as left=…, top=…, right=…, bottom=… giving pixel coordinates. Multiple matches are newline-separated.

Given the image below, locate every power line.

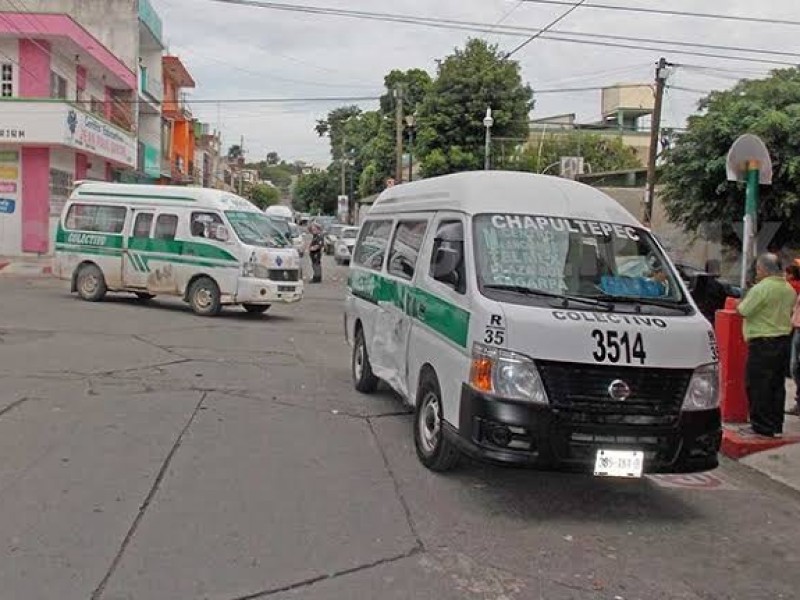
left=505, top=0, right=587, bottom=58
left=518, top=0, right=800, bottom=27
left=201, top=0, right=800, bottom=66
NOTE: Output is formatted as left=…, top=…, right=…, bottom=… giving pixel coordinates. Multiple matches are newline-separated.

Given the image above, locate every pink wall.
left=75, top=153, right=88, bottom=181
left=0, top=13, right=136, bottom=89
left=19, top=39, right=51, bottom=97
left=21, top=148, right=50, bottom=254
left=76, top=65, right=86, bottom=93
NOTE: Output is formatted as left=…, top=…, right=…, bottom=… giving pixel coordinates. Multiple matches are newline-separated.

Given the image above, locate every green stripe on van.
left=348, top=270, right=470, bottom=348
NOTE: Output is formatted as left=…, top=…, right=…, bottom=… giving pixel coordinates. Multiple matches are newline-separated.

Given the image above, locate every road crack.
left=90, top=391, right=208, bottom=600
left=0, top=396, right=33, bottom=418
left=229, top=547, right=421, bottom=599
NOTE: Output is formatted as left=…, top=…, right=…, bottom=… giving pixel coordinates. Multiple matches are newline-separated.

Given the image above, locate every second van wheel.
left=414, top=372, right=460, bottom=472
left=352, top=328, right=379, bottom=393
left=188, top=277, right=222, bottom=316
left=76, top=264, right=107, bottom=302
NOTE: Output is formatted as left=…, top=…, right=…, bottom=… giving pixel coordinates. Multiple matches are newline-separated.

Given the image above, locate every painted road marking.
left=648, top=473, right=738, bottom=491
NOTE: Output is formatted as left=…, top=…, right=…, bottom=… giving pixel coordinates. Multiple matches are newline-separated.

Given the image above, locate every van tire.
left=188, top=277, right=222, bottom=316
left=76, top=264, right=107, bottom=302
left=414, top=372, right=460, bottom=472
left=243, top=303, right=270, bottom=314
left=352, top=327, right=379, bottom=393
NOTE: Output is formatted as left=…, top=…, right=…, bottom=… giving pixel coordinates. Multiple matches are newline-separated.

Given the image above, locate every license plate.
left=593, top=449, right=644, bottom=478
left=278, top=285, right=295, bottom=292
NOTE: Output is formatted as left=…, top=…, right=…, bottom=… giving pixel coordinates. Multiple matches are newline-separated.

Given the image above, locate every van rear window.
left=65, top=203, right=126, bottom=234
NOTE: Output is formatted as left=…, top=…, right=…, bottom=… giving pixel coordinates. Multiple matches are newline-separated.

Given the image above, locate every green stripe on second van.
left=349, top=270, right=470, bottom=348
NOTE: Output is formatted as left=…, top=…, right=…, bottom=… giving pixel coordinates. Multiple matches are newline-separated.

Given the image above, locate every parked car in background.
left=334, top=226, right=359, bottom=265
left=325, top=224, right=345, bottom=254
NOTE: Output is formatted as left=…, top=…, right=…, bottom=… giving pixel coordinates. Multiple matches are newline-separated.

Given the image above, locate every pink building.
left=0, top=12, right=137, bottom=256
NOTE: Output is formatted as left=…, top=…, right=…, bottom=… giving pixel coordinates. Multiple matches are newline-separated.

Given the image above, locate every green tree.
left=227, top=144, right=242, bottom=160
left=266, top=151, right=280, bottom=166
left=511, top=132, right=641, bottom=173
left=248, top=183, right=280, bottom=209
left=416, top=39, right=533, bottom=177
left=380, top=68, right=432, bottom=116
left=662, top=68, right=800, bottom=247
left=293, top=170, right=339, bottom=214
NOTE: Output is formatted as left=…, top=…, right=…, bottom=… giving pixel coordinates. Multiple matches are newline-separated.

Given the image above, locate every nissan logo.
left=608, top=379, right=632, bottom=401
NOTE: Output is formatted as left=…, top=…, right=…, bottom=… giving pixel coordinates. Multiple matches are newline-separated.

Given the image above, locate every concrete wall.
left=0, top=0, right=139, bottom=71
left=598, top=186, right=721, bottom=270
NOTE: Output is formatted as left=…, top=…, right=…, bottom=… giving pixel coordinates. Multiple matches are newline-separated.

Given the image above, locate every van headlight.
left=681, top=363, right=719, bottom=411
left=469, top=343, right=548, bottom=404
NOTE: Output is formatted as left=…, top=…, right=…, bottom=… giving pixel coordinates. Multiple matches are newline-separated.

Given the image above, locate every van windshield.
left=474, top=213, right=686, bottom=305
left=225, top=211, right=288, bottom=248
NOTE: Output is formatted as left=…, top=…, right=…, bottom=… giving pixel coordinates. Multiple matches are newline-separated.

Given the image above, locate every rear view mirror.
left=433, top=246, right=461, bottom=281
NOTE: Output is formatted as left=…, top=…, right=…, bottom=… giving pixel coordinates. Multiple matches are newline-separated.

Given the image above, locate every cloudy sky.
left=152, top=0, right=799, bottom=165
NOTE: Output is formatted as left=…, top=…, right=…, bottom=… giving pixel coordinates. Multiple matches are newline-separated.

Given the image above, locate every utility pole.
left=238, top=134, right=245, bottom=196
left=341, top=134, right=347, bottom=197
left=394, top=86, right=404, bottom=183
left=644, top=57, right=670, bottom=225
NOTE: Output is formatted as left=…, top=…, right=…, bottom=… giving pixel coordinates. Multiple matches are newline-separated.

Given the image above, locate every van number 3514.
left=591, top=330, right=647, bottom=365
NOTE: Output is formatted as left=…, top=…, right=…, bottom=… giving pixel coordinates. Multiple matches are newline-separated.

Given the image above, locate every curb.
left=721, top=426, right=800, bottom=459
left=0, top=261, right=53, bottom=277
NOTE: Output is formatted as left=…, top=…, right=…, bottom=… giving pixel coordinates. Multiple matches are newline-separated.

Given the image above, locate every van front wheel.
left=76, top=264, right=107, bottom=302
left=352, top=328, right=379, bottom=393
left=188, top=277, right=222, bottom=316
left=414, top=373, right=460, bottom=472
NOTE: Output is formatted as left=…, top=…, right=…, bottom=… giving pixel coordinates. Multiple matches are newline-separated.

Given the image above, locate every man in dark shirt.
left=308, top=222, right=324, bottom=283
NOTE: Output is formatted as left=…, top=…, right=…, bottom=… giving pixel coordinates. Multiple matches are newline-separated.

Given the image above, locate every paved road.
left=1, top=259, right=799, bottom=600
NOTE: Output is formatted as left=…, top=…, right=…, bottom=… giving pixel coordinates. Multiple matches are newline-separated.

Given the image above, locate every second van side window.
left=429, top=220, right=466, bottom=294
left=154, top=214, right=178, bottom=240
left=133, top=213, right=153, bottom=238
left=388, top=220, right=428, bottom=281
left=65, top=203, right=126, bottom=233
left=353, top=220, right=392, bottom=271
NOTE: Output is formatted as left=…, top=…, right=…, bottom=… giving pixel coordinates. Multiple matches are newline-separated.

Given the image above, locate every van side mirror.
left=432, top=246, right=461, bottom=282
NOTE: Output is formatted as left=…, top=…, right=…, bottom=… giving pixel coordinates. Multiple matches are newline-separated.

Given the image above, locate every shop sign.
left=0, top=150, right=19, bottom=162
left=0, top=182, right=17, bottom=193
left=143, top=143, right=161, bottom=178
left=0, top=166, right=18, bottom=179
left=0, top=198, right=15, bottom=214
left=0, top=128, right=25, bottom=140
left=65, top=109, right=136, bottom=167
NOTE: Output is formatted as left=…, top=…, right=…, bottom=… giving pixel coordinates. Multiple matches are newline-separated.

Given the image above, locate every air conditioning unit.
left=559, top=156, right=585, bottom=180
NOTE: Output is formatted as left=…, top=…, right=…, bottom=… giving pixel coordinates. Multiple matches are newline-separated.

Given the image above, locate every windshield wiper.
left=483, top=284, right=614, bottom=310
left=594, top=294, right=692, bottom=313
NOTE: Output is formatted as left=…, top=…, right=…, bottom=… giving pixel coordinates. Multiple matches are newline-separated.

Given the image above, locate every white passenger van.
left=55, top=182, right=303, bottom=316
left=345, top=172, right=721, bottom=475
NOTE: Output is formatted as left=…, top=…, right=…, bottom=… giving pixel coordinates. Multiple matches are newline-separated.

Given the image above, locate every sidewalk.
left=0, top=255, right=53, bottom=277
left=735, top=380, right=800, bottom=494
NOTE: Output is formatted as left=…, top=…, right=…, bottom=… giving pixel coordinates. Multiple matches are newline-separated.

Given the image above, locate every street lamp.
left=483, top=107, right=494, bottom=171
left=405, top=113, right=416, bottom=182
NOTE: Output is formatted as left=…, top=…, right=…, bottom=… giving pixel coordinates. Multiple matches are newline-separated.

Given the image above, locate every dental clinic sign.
left=64, top=109, right=136, bottom=167
left=0, top=102, right=136, bottom=168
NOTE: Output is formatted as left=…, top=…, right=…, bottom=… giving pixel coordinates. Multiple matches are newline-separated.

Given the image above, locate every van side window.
left=388, top=220, right=428, bottom=281
left=353, top=219, right=392, bottom=271
left=190, top=212, right=224, bottom=240
left=65, top=203, right=126, bottom=233
left=132, top=213, right=153, bottom=238
left=429, top=220, right=466, bottom=294
left=154, top=214, right=179, bottom=240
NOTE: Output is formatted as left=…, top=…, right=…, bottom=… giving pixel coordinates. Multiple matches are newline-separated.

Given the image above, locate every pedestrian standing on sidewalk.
left=788, top=266, right=800, bottom=417
left=737, top=253, right=797, bottom=437
left=308, top=222, right=324, bottom=284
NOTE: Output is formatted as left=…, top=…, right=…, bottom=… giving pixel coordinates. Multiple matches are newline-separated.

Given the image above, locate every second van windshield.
left=474, top=213, right=686, bottom=304
left=225, top=211, right=288, bottom=248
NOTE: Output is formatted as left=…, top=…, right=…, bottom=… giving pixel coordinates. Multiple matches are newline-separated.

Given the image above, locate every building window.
left=1, top=63, right=12, bottom=97
left=90, top=97, right=104, bottom=117
left=49, top=169, right=74, bottom=217
left=64, top=203, right=126, bottom=233
left=50, top=71, right=67, bottom=99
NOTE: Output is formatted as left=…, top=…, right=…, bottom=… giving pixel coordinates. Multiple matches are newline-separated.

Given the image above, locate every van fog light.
left=260, top=288, right=266, bottom=296
left=488, top=425, right=513, bottom=447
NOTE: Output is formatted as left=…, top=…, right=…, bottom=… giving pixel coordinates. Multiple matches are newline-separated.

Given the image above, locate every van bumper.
left=451, top=385, right=721, bottom=473
left=235, top=278, right=303, bottom=304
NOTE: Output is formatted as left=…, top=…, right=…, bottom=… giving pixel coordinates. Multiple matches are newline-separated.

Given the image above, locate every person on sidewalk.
left=737, top=253, right=797, bottom=437
left=786, top=262, right=800, bottom=295
left=308, top=222, right=324, bottom=284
